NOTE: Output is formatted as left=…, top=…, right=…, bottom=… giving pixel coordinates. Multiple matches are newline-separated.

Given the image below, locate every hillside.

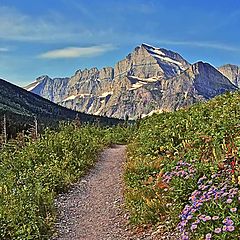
left=26, top=44, right=238, bottom=119
left=125, top=90, right=240, bottom=239
left=0, top=78, right=122, bottom=129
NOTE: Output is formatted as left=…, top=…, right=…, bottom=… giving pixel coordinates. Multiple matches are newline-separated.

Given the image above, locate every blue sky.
left=0, top=0, right=240, bottom=86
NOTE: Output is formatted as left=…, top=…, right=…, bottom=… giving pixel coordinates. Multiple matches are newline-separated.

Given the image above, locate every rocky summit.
left=25, top=44, right=238, bottom=119
left=218, top=64, right=240, bottom=87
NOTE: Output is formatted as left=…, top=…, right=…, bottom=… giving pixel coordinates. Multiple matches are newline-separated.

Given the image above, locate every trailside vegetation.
left=0, top=123, right=133, bottom=239
left=125, top=91, right=240, bottom=240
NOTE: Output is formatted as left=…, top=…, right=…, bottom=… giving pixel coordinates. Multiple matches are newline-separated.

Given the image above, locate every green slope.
left=125, top=91, right=240, bottom=239
left=0, top=78, right=123, bottom=136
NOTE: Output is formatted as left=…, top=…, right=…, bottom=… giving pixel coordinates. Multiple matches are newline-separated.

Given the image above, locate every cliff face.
left=25, top=44, right=238, bottom=119
left=218, top=64, right=240, bottom=87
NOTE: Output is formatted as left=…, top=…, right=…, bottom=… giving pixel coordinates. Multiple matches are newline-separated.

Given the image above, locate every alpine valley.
left=26, top=44, right=239, bottom=119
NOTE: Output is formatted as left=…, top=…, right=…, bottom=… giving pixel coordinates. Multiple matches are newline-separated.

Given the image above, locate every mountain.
left=26, top=44, right=238, bottom=119
left=218, top=64, right=240, bottom=87
left=0, top=78, right=121, bottom=126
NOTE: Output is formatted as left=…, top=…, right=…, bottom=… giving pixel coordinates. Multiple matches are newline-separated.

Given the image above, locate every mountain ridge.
left=25, top=44, right=238, bottom=119
left=0, top=77, right=122, bottom=128
left=218, top=64, right=240, bottom=87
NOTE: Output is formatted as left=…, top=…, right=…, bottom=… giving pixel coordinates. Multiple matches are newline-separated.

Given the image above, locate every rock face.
left=218, top=64, right=240, bottom=87
left=26, top=75, right=70, bottom=102
left=25, top=44, right=238, bottom=119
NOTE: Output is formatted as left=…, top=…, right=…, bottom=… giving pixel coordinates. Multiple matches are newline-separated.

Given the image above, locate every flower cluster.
left=162, top=160, right=196, bottom=183
left=178, top=172, right=238, bottom=239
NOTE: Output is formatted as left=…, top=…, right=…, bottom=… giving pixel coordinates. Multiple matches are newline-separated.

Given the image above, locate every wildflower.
left=226, top=225, right=235, bottom=232
left=229, top=188, right=238, bottom=195
left=212, top=216, right=219, bottom=220
left=197, top=176, right=207, bottom=184
left=226, top=198, right=233, bottom=204
left=205, top=233, right=212, bottom=239
left=193, top=219, right=200, bottom=224
left=181, top=234, right=189, bottom=240
left=222, top=217, right=234, bottom=226
left=214, top=228, right=221, bottom=234
left=204, top=216, right=211, bottom=221
left=230, top=207, right=237, bottom=213
left=190, top=224, right=197, bottom=231
left=199, top=215, right=206, bottom=221
left=221, top=192, right=228, bottom=197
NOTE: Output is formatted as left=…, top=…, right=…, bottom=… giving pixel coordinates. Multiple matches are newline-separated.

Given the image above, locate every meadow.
left=0, top=91, right=239, bottom=240
left=125, top=91, right=240, bottom=239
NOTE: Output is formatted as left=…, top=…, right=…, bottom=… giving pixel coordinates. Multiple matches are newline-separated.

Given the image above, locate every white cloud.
left=39, top=45, right=115, bottom=59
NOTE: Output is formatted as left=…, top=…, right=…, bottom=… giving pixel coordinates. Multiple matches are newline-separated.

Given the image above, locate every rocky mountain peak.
left=187, top=62, right=237, bottom=99
left=36, top=75, right=51, bottom=82
left=141, top=43, right=191, bottom=77
left=218, top=64, right=239, bottom=87
left=190, top=61, right=214, bottom=74
left=26, top=45, right=238, bottom=119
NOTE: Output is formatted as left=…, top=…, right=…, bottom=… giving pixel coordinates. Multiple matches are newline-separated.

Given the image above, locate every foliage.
left=125, top=91, right=240, bottom=239
left=0, top=124, right=105, bottom=239
left=103, top=123, right=137, bottom=145
left=0, top=120, right=135, bottom=239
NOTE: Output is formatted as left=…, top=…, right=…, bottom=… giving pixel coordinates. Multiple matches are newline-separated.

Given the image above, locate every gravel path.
left=51, top=145, right=179, bottom=240
left=52, top=145, right=133, bottom=240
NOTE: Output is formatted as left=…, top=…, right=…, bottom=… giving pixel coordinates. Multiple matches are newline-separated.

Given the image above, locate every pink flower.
left=212, top=216, right=219, bottom=220
left=205, top=233, right=212, bottom=239
left=190, top=224, right=197, bottom=231
left=214, top=228, right=221, bottom=234
left=205, top=216, right=211, bottom=221
left=226, top=225, right=235, bottom=232
left=230, top=207, right=237, bottom=213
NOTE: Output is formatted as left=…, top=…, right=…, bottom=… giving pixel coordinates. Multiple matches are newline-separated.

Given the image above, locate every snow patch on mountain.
left=26, top=81, right=41, bottom=91
left=142, top=43, right=184, bottom=70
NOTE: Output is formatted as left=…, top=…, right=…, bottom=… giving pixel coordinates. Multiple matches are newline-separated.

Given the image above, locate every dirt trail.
left=52, top=145, right=134, bottom=240
left=52, top=145, right=179, bottom=240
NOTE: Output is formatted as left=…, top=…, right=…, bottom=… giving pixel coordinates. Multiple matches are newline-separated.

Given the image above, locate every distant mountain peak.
left=35, top=75, right=51, bottom=83
left=218, top=64, right=240, bottom=87
left=25, top=45, right=238, bottom=119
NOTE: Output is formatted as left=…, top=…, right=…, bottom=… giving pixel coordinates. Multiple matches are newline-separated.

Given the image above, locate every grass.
left=125, top=91, right=240, bottom=239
